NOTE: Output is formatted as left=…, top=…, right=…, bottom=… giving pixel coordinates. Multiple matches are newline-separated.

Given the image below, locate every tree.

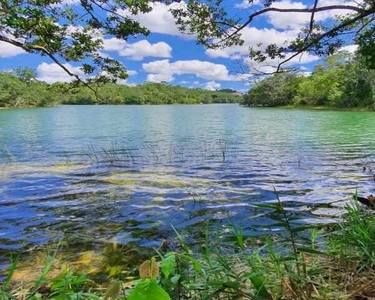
left=243, top=52, right=375, bottom=109
left=171, top=0, right=375, bottom=73
left=0, top=0, right=180, bottom=89
left=0, top=71, right=57, bottom=107
left=244, top=72, right=301, bottom=106
left=13, top=67, right=37, bottom=83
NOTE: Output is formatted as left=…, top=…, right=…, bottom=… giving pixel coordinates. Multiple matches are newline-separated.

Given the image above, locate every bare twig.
left=305, top=0, right=319, bottom=43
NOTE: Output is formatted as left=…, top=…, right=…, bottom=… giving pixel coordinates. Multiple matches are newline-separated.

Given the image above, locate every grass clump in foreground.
left=1, top=196, right=375, bottom=300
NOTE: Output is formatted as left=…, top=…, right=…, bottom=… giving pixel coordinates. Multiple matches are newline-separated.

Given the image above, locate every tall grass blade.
left=1, top=242, right=25, bottom=291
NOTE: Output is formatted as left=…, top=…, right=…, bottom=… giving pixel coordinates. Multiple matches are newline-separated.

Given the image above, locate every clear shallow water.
left=1, top=104, right=375, bottom=261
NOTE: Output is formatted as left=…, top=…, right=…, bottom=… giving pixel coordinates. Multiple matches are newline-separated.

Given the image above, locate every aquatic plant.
left=83, top=142, right=136, bottom=165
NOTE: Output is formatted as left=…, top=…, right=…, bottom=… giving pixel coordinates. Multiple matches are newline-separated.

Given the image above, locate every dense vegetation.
left=0, top=71, right=241, bottom=107
left=244, top=53, right=375, bottom=109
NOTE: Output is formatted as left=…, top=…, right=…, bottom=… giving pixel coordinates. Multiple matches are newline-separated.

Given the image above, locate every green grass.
left=329, top=195, right=375, bottom=270
left=2, top=195, right=375, bottom=299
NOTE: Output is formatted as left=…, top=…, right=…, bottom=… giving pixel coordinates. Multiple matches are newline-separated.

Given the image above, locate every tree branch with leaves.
left=0, top=0, right=178, bottom=86
left=170, top=0, right=375, bottom=73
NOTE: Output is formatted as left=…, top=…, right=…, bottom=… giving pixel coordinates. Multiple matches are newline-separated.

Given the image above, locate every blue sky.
left=0, top=0, right=357, bottom=92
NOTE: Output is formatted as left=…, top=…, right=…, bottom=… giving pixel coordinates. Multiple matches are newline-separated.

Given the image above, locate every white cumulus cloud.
left=102, top=39, right=172, bottom=60
left=0, top=42, right=26, bottom=58
left=235, top=0, right=260, bottom=8
left=143, top=59, right=250, bottom=81
left=127, top=70, right=138, bottom=76
left=102, top=38, right=127, bottom=52
left=0, top=33, right=27, bottom=57
left=204, top=81, right=221, bottom=90
left=265, top=0, right=360, bottom=30
left=119, top=40, right=172, bottom=60
left=339, top=44, right=358, bottom=54
left=147, top=73, right=175, bottom=83
left=266, top=0, right=308, bottom=30
left=206, top=26, right=301, bottom=59
left=37, top=62, right=84, bottom=83
left=117, top=2, right=193, bottom=39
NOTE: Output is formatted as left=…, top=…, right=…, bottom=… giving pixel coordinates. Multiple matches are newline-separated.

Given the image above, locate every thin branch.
left=276, top=8, right=375, bottom=72
left=305, top=0, right=319, bottom=42
left=356, top=15, right=375, bottom=34
left=231, top=7, right=374, bottom=76
left=251, top=62, right=295, bottom=75
left=91, top=0, right=124, bottom=20
left=216, top=5, right=365, bottom=46
left=80, top=0, right=111, bottom=29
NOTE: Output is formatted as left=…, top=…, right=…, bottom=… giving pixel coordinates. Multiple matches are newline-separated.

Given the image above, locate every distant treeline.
left=244, top=53, right=375, bottom=109
left=0, top=70, right=242, bottom=107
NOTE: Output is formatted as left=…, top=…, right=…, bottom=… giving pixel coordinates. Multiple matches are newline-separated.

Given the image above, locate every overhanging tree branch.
left=0, top=34, right=99, bottom=95
left=277, top=8, right=375, bottom=72
left=216, top=5, right=366, bottom=46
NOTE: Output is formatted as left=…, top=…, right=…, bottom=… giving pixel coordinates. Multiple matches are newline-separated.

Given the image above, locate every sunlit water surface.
left=1, top=104, right=375, bottom=272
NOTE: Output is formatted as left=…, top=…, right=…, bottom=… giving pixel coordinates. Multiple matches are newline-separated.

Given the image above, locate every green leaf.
left=180, top=254, right=205, bottom=275
left=297, top=247, right=326, bottom=255
left=161, top=252, right=176, bottom=279
left=247, top=273, right=273, bottom=300
left=170, top=274, right=180, bottom=285
left=223, top=281, right=241, bottom=289
left=128, top=279, right=171, bottom=300
left=246, top=259, right=273, bottom=300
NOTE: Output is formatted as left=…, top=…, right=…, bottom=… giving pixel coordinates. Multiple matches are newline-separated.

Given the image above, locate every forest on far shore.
left=244, top=52, right=375, bottom=109
left=0, top=70, right=242, bottom=108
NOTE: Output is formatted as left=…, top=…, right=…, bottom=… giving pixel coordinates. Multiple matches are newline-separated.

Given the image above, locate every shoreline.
left=2, top=103, right=374, bottom=111
left=0, top=103, right=240, bottom=110
left=243, top=104, right=374, bottom=112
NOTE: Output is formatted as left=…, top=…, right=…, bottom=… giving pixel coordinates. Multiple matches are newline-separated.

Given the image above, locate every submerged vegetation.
left=1, top=194, right=375, bottom=300
left=244, top=52, right=375, bottom=109
left=0, top=70, right=241, bottom=108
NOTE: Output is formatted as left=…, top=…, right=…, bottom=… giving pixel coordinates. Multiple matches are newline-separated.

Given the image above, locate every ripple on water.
left=1, top=105, right=375, bottom=273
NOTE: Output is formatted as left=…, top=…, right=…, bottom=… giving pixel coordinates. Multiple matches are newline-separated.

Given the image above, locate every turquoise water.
left=1, top=104, right=375, bottom=260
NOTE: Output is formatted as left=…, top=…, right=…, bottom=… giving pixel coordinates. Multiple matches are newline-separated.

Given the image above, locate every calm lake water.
left=1, top=104, right=375, bottom=269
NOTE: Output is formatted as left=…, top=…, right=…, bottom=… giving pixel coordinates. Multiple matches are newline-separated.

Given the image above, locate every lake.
left=1, top=104, right=375, bottom=271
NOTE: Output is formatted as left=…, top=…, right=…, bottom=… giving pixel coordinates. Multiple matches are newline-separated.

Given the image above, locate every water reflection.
left=0, top=105, right=375, bottom=271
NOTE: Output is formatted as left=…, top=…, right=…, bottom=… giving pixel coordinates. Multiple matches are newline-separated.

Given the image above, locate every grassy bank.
left=1, top=195, right=374, bottom=300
